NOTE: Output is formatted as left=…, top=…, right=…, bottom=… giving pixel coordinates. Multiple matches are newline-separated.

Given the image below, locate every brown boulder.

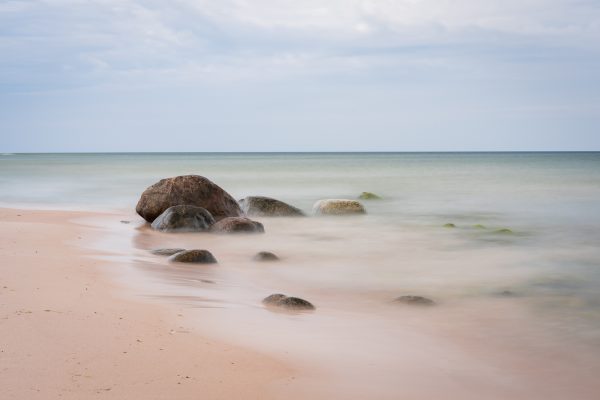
left=136, top=175, right=242, bottom=223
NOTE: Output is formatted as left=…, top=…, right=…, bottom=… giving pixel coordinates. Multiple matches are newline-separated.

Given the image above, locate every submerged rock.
left=150, top=248, right=186, bottom=256
left=210, top=217, right=265, bottom=234
left=392, top=295, right=435, bottom=306
left=262, top=294, right=315, bottom=310
left=443, top=223, right=456, bottom=228
left=358, top=192, right=381, bottom=200
left=150, top=205, right=215, bottom=232
left=169, top=249, right=217, bottom=264
left=473, top=224, right=486, bottom=229
left=313, top=199, right=366, bottom=216
left=253, top=251, right=279, bottom=262
left=239, top=196, right=304, bottom=217
left=493, top=228, right=513, bottom=234
left=136, top=175, right=243, bottom=223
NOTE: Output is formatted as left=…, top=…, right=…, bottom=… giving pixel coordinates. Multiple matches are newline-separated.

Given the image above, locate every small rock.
left=393, top=295, right=435, bottom=306
left=169, top=250, right=217, bottom=264
left=262, top=294, right=315, bottom=310
left=151, top=205, right=215, bottom=232
left=210, top=217, right=265, bottom=234
left=313, top=199, right=366, bottom=216
left=358, top=192, right=381, bottom=200
left=253, top=251, right=279, bottom=262
left=473, top=224, right=486, bottom=229
left=239, top=196, right=304, bottom=217
left=150, top=248, right=186, bottom=256
left=494, top=228, right=513, bottom=234
left=120, top=220, right=131, bottom=224
left=443, top=223, right=456, bottom=228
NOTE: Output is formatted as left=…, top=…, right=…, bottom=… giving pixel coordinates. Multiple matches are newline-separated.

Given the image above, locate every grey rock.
left=150, top=205, right=215, bottom=232
left=169, top=249, right=217, bottom=264
left=239, top=196, right=304, bottom=217
left=210, top=217, right=265, bottom=234
left=262, top=294, right=315, bottom=310
left=253, top=251, right=279, bottom=262
left=150, top=248, right=186, bottom=256
left=392, top=295, right=435, bottom=306
left=136, top=175, right=242, bottom=223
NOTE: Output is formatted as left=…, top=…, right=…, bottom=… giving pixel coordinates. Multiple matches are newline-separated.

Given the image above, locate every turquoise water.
left=3, top=152, right=600, bottom=397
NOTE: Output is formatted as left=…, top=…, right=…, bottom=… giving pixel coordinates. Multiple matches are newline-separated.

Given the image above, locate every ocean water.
left=2, top=152, right=600, bottom=398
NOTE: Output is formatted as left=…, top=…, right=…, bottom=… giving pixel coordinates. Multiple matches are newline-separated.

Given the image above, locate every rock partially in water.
left=151, top=248, right=186, bottom=256
left=262, top=294, right=315, bottom=310
left=493, top=228, right=513, bottom=234
left=443, top=223, right=456, bottom=228
left=210, top=217, right=265, bottom=234
left=136, top=175, right=243, bottom=223
left=313, top=199, right=366, bottom=216
left=150, top=205, right=215, bottom=232
left=253, top=251, right=279, bottom=262
left=473, top=224, right=486, bottom=229
left=169, top=249, right=217, bottom=264
left=358, top=192, right=381, bottom=200
left=393, top=295, right=435, bottom=306
left=239, top=196, right=304, bottom=217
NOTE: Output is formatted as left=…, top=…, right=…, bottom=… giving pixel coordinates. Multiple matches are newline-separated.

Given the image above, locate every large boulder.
left=150, top=205, right=215, bottom=232
left=262, top=294, right=315, bottom=310
left=136, top=175, right=242, bottom=223
left=239, top=196, right=304, bottom=217
left=210, top=217, right=265, bottom=234
left=313, top=199, right=366, bottom=216
left=169, top=249, right=217, bottom=264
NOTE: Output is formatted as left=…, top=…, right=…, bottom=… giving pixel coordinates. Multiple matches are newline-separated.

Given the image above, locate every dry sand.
left=0, top=208, right=294, bottom=399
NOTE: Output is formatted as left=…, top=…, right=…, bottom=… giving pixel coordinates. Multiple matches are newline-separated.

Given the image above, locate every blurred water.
left=4, top=152, right=600, bottom=398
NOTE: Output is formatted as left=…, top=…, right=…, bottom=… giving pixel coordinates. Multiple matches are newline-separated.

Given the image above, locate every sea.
left=1, top=152, right=600, bottom=399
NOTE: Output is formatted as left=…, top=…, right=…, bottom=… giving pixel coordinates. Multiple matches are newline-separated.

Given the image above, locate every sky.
left=1, top=0, right=599, bottom=152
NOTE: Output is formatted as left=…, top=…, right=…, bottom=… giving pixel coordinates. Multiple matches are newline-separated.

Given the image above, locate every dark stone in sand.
left=253, top=251, right=279, bottom=262
left=239, top=196, right=304, bottom=217
left=150, top=248, right=186, bottom=256
left=169, top=249, right=217, bottom=264
left=262, top=294, right=315, bottom=310
left=393, top=295, right=435, bottom=306
left=210, top=217, right=265, bottom=234
left=136, top=175, right=243, bottom=223
left=150, top=205, right=215, bottom=232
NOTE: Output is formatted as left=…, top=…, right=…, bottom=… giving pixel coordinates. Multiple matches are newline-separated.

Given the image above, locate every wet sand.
left=3, top=207, right=600, bottom=399
left=0, top=208, right=294, bottom=399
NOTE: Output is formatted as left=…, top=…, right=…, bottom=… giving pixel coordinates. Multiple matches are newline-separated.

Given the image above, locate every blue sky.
left=1, top=0, right=599, bottom=152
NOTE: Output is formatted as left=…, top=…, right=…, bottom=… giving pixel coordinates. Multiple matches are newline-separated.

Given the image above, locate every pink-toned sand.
left=0, top=209, right=294, bottom=399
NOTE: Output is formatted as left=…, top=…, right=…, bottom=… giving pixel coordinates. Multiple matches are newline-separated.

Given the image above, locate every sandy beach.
left=0, top=208, right=295, bottom=399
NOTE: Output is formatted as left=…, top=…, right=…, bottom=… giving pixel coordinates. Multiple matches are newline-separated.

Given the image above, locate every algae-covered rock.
left=473, top=224, right=486, bottom=229
left=169, top=249, right=217, bottom=264
left=239, top=196, right=304, bottom=217
left=443, top=223, right=456, bottom=228
left=313, top=199, right=366, bottom=216
left=358, top=192, right=381, bottom=200
left=494, top=228, right=513, bottom=234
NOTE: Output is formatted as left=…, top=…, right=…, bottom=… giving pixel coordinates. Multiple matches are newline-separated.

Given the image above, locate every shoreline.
left=0, top=208, right=295, bottom=399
